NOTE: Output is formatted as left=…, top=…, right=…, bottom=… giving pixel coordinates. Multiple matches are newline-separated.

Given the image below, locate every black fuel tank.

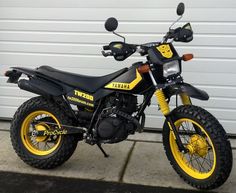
left=104, top=62, right=152, bottom=94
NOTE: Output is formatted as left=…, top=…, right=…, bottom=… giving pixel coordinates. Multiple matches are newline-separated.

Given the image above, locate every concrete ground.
left=0, top=121, right=235, bottom=193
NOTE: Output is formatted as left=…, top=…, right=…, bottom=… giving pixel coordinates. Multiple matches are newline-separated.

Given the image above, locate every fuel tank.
left=104, top=62, right=152, bottom=94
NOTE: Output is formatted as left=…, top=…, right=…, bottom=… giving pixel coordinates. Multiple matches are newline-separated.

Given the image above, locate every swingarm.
left=31, top=122, right=87, bottom=137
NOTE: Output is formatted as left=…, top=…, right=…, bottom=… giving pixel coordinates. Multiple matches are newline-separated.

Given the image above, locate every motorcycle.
left=5, top=2, right=232, bottom=190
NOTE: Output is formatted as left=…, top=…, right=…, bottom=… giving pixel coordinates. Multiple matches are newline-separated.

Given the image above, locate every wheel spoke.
left=176, top=120, right=216, bottom=174
left=23, top=114, right=62, bottom=153
left=180, top=125, right=190, bottom=143
left=44, top=142, right=47, bottom=150
left=194, top=156, right=203, bottom=172
left=46, top=142, right=51, bottom=149
left=184, top=151, right=213, bottom=173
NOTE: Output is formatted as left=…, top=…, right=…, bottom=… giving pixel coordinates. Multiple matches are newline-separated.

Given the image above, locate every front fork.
left=155, top=90, right=191, bottom=152
left=148, top=70, right=190, bottom=152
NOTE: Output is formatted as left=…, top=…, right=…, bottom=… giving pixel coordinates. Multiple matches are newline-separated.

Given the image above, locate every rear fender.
left=5, top=67, right=37, bottom=83
left=164, top=82, right=209, bottom=100
left=5, top=67, right=64, bottom=97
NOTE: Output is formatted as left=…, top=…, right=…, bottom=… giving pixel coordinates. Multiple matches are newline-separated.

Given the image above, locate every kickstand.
left=97, top=143, right=109, bottom=158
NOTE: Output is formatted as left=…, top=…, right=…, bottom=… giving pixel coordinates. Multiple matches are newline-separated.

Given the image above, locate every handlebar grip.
left=103, top=45, right=110, bottom=50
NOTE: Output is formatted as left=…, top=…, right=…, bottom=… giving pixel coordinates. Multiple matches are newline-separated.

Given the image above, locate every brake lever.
left=101, top=51, right=113, bottom=57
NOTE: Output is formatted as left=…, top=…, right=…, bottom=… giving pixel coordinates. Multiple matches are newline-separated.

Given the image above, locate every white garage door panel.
left=192, top=98, right=236, bottom=110
left=0, top=1, right=236, bottom=133
left=184, top=73, right=236, bottom=86
left=0, top=33, right=236, bottom=48
left=183, top=59, right=236, bottom=74
left=0, top=43, right=236, bottom=60
left=0, top=96, right=28, bottom=106
left=0, top=0, right=235, bottom=8
left=197, top=86, right=236, bottom=98
left=0, top=86, right=34, bottom=98
left=1, top=8, right=236, bottom=22
left=1, top=21, right=236, bottom=36
left=0, top=106, right=17, bottom=118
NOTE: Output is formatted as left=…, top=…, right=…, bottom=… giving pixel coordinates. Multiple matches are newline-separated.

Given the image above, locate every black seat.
left=36, top=66, right=128, bottom=93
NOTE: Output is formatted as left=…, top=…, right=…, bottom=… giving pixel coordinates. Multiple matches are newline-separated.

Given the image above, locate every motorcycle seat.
left=36, top=66, right=128, bottom=93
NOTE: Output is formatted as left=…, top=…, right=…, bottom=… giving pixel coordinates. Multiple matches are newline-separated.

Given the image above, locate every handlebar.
left=163, top=23, right=193, bottom=43
left=101, top=22, right=193, bottom=60
left=101, top=42, right=161, bottom=57
left=103, top=45, right=110, bottom=50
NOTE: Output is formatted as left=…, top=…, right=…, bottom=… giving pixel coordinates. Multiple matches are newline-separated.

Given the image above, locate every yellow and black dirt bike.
left=5, top=3, right=232, bottom=190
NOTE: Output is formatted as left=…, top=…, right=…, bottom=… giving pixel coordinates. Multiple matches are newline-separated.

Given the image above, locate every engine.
left=96, top=93, right=138, bottom=143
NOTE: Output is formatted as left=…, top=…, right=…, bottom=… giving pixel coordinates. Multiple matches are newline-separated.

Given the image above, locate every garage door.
left=0, top=0, right=236, bottom=133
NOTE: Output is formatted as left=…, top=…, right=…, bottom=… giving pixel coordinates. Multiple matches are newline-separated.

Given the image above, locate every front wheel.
left=163, top=105, right=232, bottom=190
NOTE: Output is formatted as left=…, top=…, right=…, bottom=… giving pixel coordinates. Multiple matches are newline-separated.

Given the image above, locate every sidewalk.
left=0, top=121, right=235, bottom=193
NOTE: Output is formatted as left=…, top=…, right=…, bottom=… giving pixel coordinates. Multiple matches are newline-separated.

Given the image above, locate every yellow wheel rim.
left=169, top=118, right=216, bottom=179
left=21, top=110, right=62, bottom=156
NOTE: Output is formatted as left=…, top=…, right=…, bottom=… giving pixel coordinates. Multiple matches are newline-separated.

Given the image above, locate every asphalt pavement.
left=0, top=171, right=212, bottom=193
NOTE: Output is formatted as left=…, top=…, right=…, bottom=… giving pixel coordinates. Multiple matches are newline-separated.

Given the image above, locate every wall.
left=0, top=0, right=236, bottom=133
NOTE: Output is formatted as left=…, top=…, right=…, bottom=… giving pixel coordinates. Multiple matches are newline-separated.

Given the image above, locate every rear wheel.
left=10, top=96, right=78, bottom=169
left=163, top=105, right=232, bottom=190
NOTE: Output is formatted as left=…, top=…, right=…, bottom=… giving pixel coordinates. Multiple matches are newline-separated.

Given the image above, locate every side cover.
left=66, top=89, right=95, bottom=108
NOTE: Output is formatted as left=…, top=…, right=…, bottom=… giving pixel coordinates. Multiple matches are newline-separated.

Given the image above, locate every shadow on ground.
left=0, top=171, right=213, bottom=193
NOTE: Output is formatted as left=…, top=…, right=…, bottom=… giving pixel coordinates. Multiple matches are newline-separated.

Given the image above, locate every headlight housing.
left=163, top=60, right=180, bottom=78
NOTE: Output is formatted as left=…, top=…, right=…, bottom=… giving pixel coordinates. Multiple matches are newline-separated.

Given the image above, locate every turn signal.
left=138, top=64, right=150, bottom=74
left=4, top=70, right=11, bottom=77
left=182, top=54, right=193, bottom=61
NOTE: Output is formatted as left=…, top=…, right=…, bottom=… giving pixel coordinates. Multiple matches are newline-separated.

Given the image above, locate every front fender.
left=164, top=82, right=209, bottom=100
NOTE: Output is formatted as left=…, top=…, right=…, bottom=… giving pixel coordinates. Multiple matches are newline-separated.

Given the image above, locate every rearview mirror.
left=177, top=2, right=185, bottom=16
left=105, top=17, right=118, bottom=32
